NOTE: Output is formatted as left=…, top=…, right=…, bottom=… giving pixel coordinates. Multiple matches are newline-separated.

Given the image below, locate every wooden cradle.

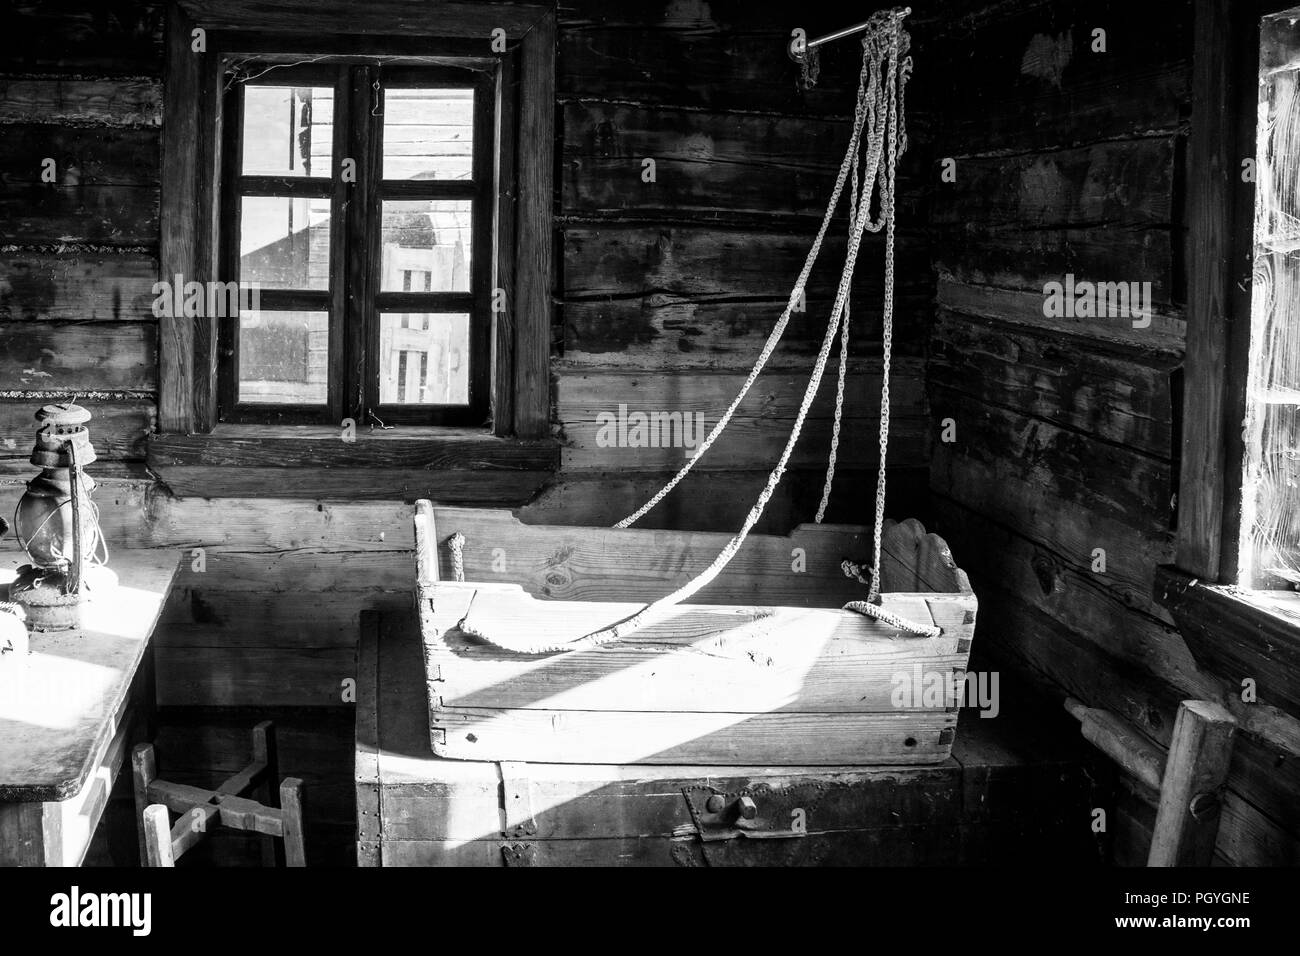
left=415, top=501, right=977, bottom=766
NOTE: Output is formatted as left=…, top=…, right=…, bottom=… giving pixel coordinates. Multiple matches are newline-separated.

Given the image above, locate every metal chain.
left=866, top=24, right=908, bottom=605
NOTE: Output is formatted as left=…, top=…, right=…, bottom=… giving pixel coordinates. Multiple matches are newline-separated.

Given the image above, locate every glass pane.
left=241, top=85, right=334, bottom=176
left=1242, top=13, right=1300, bottom=587
left=240, top=196, right=331, bottom=290
left=380, top=201, right=472, bottom=292
left=382, top=88, right=473, bottom=180
left=238, top=310, right=329, bottom=404
left=379, top=313, right=470, bottom=405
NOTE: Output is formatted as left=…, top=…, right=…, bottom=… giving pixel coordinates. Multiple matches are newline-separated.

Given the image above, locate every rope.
left=613, top=18, right=888, bottom=531
left=457, top=9, right=938, bottom=652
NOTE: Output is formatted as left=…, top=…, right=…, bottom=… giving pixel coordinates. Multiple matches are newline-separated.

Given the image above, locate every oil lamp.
left=8, top=403, right=114, bottom=631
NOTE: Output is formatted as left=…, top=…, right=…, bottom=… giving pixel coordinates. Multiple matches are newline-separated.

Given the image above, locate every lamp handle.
left=67, top=435, right=82, bottom=596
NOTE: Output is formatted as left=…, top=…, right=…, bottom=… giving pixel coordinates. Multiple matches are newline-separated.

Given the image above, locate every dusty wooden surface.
left=0, top=547, right=179, bottom=866
left=361, top=609, right=1099, bottom=866
left=0, top=548, right=179, bottom=801
left=417, top=508, right=976, bottom=765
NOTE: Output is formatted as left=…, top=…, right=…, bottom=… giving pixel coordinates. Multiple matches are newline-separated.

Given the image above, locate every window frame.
left=155, top=0, right=555, bottom=469
left=216, top=61, right=496, bottom=427
left=1176, top=0, right=1295, bottom=587
left=1162, top=0, right=1300, bottom=724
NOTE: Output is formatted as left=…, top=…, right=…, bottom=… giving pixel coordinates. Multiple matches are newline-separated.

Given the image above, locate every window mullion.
left=342, top=64, right=378, bottom=421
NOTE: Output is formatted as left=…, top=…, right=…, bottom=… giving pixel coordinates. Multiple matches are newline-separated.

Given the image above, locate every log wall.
left=925, top=0, right=1300, bottom=866
left=0, top=0, right=935, bottom=865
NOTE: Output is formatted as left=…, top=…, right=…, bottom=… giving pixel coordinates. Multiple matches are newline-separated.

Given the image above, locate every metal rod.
left=803, top=7, right=911, bottom=51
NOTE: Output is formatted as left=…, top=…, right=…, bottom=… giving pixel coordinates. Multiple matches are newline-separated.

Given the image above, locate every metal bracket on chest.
left=680, top=785, right=809, bottom=842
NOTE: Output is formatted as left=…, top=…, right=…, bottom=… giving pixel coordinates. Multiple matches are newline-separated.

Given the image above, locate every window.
left=1240, top=8, right=1300, bottom=589
left=218, top=65, right=494, bottom=426
left=1161, top=0, right=1300, bottom=723
left=1175, top=0, right=1298, bottom=589
left=155, top=0, right=555, bottom=486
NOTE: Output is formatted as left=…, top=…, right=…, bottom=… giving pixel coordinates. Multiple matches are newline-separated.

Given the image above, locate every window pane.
left=1243, top=14, right=1300, bottom=587
left=379, top=313, right=470, bottom=405
left=239, top=310, right=329, bottom=404
left=241, top=85, right=333, bottom=177
left=380, top=200, right=472, bottom=292
left=240, top=196, right=331, bottom=290
left=383, top=88, right=473, bottom=180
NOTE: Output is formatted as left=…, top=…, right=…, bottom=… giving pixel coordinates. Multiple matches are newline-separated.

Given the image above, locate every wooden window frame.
left=153, top=0, right=557, bottom=499
left=217, top=62, right=496, bottom=427
left=1175, top=0, right=1294, bottom=586
left=1161, top=0, right=1300, bottom=721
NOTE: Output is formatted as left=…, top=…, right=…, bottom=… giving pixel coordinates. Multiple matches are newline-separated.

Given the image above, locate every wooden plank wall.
left=0, top=0, right=936, bottom=865
left=924, top=0, right=1300, bottom=865
left=535, top=0, right=934, bottom=529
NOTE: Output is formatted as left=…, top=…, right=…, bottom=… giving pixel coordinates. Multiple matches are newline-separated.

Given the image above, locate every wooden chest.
left=415, top=506, right=978, bottom=766
left=357, top=610, right=1101, bottom=866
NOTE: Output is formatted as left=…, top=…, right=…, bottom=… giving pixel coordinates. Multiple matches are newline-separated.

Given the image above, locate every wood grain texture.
left=1176, top=0, right=1236, bottom=580
left=931, top=311, right=1177, bottom=457
left=932, top=138, right=1177, bottom=228
left=0, top=77, right=163, bottom=127
left=0, top=253, right=159, bottom=323
left=425, top=585, right=970, bottom=714
left=562, top=101, right=924, bottom=224
left=512, top=11, right=555, bottom=439
left=1148, top=699, right=1236, bottom=866
left=930, top=386, right=1173, bottom=527
left=0, top=548, right=179, bottom=802
left=152, top=466, right=554, bottom=503
left=0, top=1, right=165, bottom=75
left=365, top=605, right=1099, bottom=866
left=924, top=0, right=1190, bottom=154
left=556, top=0, right=865, bottom=115
left=556, top=367, right=926, bottom=472
left=0, top=399, right=155, bottom=461
left=418, top=507, right=975, bottom=765
left=422, top=507, right=969, bottom=605
left=178, top=0, right=550, bottom=37
left=936, top=278, right=1185, bottom=352
left=0, top=322, right=156, bottom=392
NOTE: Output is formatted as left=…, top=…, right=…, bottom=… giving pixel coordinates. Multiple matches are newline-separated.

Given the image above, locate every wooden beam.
left=178, top=0, right=550, bottom=38
left=143, top=804, right=175, bottom=866
left=158, top=1, right=201, bottom=434
left=1176, top=0, right=1237, bottom=580
left=512, top=11, right=555, bottom=439
left=1148, top=700, right=1237, bottom=866
left=1064, top=698, right=1165, bottom=792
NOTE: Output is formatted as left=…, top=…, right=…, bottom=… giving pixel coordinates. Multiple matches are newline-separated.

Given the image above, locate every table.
left=0, top=549, right=181, bottom=866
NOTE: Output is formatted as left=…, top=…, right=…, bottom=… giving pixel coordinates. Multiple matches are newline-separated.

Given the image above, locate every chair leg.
left=131, top=743, right=157, bottom=867
left=280, top=777, right=306, bottom=867
left=252, top=720, right=281, bottom=867
left=143, top=804, right=175, bottom=867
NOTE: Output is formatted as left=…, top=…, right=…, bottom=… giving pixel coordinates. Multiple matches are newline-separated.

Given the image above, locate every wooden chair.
left=131, top=720, right=306, bottom=867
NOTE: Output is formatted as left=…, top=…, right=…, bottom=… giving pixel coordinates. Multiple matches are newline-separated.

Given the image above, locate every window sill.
left=147, top=425, right=559, bottom=504
left=1154, top=565, right=1300, bottom=720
